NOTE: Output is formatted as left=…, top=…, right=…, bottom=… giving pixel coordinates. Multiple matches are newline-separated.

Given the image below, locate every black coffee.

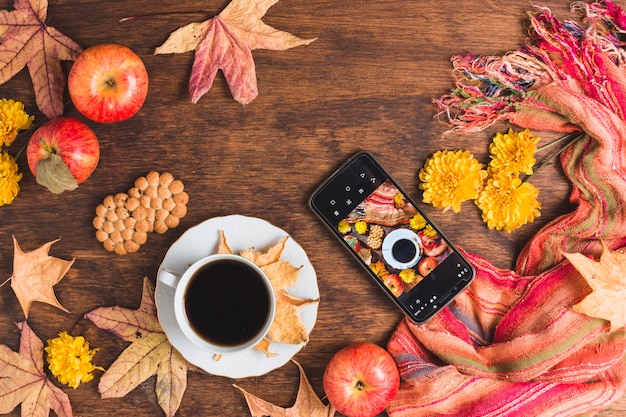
left=392, top=239, right=417, bottom=263
left=184, top=259, right=271, bottom=347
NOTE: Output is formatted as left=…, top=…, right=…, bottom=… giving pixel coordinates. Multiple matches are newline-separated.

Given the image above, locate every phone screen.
left=310, top=152, right=474, bottom=323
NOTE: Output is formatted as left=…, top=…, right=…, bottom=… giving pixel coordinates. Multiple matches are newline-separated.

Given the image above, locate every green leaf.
left=36, top=153, right=78, bottom=194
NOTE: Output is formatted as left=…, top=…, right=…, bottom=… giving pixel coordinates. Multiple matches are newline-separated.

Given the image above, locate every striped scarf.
left=387, top=250, right=626, bottom=416
left=387, top=2, right=626, bottom=415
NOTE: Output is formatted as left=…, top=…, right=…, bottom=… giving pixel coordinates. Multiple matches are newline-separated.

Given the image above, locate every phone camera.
left=381, top=229, right=423, bottom=270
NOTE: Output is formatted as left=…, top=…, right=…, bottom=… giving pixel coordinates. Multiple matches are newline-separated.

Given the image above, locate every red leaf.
left=0, top=0, right=83, bottom=118
left=155, top=0, right=316, bottom=104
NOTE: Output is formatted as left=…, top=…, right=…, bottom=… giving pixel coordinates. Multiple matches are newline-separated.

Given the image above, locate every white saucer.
left=155, top=215, right=319, bottom=379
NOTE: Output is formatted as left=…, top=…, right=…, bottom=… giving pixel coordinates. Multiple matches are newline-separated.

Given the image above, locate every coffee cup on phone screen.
left=159, top=253, right=276, bottom=355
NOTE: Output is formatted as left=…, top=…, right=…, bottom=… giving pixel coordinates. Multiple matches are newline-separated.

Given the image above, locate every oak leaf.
left=85, top=277, right=189, bottom=417
left=154, top=0, right=316, bottom=104
left=8, top=236, right=74, bottom=318
left=563, top=242, right=626, bottom=331
left=234, top=360, right=335, bottom=417
left=0, top=321, right=73, bottom=417
left=0, top=0, right=83, bottom=118
left=218, top=231, right=319, bottom=353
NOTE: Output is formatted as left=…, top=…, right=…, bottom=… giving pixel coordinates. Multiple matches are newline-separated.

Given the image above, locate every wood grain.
left=0, top=0, right=624, bottom=415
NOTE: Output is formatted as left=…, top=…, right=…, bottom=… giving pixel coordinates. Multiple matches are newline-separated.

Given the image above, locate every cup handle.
left=159, top=268, right=183, bottom=288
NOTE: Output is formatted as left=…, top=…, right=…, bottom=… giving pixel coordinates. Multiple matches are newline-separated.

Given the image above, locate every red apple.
left=417, top=256, right=438, bottom=276
left=68, top=43, right=149, bottom=123
left=323, top=342, right=400, bottom=417
left=383, top=274, right=404, bottom=297
left=26, top=117, right=100, bottom=193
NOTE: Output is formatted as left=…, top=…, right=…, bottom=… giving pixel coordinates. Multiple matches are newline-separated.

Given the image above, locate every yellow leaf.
left=563, top=242, right=626, bottom=331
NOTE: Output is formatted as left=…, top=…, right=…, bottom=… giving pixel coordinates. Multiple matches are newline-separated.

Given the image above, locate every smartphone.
left=310, top=151, right=474, bottom=324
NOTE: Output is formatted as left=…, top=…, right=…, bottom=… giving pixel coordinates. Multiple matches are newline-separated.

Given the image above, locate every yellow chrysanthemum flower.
left=0, top=151, right=22, bottom=206
left=476, top=172, right=541, bottom=232
left=354, top=220, right=368, bottom=235
left=419, top=150, right=487, bottom=213
left=399, top=268, right=417, bottom=284
left=423, top=224, right=437, bottom=237
left=0, top=98, right=34, bottom=147
left=489, top=128, right=540, bottom=175
left=338, top=220, right=351, bottom=234
left=45, top=332, right=104, bottom=389
left=410, top=213, right=427, bottom=230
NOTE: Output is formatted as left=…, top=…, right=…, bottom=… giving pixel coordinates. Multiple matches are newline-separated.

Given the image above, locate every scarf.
left=387, top=2, right=626, bottom=415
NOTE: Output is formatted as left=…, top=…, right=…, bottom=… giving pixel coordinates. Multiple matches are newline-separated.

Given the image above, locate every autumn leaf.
left=234, top=360, right=335, bottom=417
left=36, top=153, right=78, bottom=194
left=154, top=0, right=316, bottom=104
left=0, top=0, right=83, bottom=118
left=563, top=242, right=626, bottom=331
left=218, top=231, right=319, bottom=353
left=0, top=321, right=73, bottom=417
left=6, top=236, right=74, bottom=318
left=85, top=277, right=189, bottom=417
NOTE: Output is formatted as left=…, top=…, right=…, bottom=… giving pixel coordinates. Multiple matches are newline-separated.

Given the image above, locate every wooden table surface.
left=1, top=0, right=625, bottom=416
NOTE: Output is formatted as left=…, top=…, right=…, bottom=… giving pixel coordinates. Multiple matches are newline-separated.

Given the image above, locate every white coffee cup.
left=159, top=253, right=276, bottom=355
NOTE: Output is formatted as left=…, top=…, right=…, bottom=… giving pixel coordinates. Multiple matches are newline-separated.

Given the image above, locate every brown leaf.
left=240, top=236, right=288, bottom=266
left=0, top=321, right=73, bottom=417
left=0, top=0, right=83, bottom=118
left=217, top=229, right=232, bottom=254
left=253, top=338, right=279, bottom=358
left=563, top=242, right=626, bottom=331
left=218, top=233, right=319, bottom=350
left=9, top=236, right=74, bottom=318
left=261, top=261, right=302, bottom=291
left=234, top=361, right=334, bottom=417
left=154, top=0, right=316, bottom=104
left=268, top=290, right=316, bottom=345
left=85, top=277, right=189, bottom=417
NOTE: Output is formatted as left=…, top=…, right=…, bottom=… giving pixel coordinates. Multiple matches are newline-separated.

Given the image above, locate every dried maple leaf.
left=85, top=277, right=189, bottom=417
left=0, top=0, right=83, bottom=118
left=218, top=231, right=319, bottom=353
left=0, top=321, right=73, bottom=417
left=234, top=360, right=335, bottom=417
left=154, top=0, right=316, bottom=104
left=563, top=242, right=626, bottom=331
left=7, top=236, right=74, bottom=318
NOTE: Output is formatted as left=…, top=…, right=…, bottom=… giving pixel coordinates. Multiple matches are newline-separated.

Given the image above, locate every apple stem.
left=39, top=137, right=55, bottom=155
left=13, top=116, right=50, bottom=161
left=119, top=11, right=214, bottom=23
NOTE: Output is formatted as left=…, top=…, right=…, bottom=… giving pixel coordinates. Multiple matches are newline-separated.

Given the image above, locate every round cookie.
left=93, top=172, right=189, bottom=254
